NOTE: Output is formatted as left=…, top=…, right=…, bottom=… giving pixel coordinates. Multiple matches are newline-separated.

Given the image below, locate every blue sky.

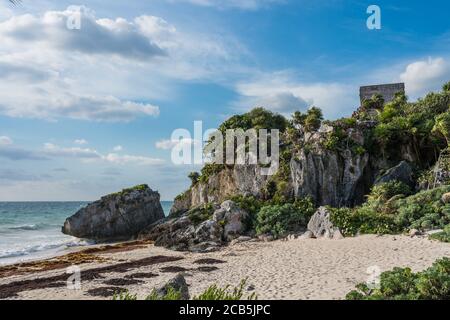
left=0, top=0, right=449, bottom=201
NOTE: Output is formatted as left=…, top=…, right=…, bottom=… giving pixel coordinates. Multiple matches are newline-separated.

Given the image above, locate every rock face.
left=62, top=185, right=165, bottom=241
left=212, top=200, right=249, bottom=241
left=170, top=165, right=269, bottom=215
left=307, top=206, right=343, bottom=239
left=291, top=149, right=371, bottom=207
left=375, top=161, right=414, bottom=187
left=139, top=200, right=249, bottom=252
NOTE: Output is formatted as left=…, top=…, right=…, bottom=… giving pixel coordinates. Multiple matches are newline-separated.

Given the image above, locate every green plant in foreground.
left=145, top=286, right=183, bottom=300
left=112, top=280, right=256, bottom=301
left=193, top=279, right=257, bottom=300
left=346, top=257, right=450, bottom=300
left=113, top=290, right=137, bottom=301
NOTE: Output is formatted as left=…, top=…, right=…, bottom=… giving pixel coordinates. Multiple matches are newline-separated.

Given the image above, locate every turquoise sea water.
left=0, top=201, right=173, bottom=265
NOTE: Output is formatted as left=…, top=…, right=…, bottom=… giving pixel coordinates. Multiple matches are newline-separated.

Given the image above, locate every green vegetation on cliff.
left=175, top=81, right=450, bottom=241
left=331, top=185, right=450, bottom=236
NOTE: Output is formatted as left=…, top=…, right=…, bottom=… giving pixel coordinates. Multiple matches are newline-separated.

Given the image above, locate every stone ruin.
left=360, top=83, right=405, bottom=105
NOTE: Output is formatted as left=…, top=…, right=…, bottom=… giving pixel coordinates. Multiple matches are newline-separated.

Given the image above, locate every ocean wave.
left=7, top=224, right=44, bottom=231
left=0, top=239, right=92, bottom=260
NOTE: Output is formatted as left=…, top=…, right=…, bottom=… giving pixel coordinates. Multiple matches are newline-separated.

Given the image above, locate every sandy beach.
left=1, top=235, right=449, bottom=300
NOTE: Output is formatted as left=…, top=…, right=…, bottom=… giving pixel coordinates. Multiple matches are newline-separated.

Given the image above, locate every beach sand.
left=1, top=235, right=449, bottom=300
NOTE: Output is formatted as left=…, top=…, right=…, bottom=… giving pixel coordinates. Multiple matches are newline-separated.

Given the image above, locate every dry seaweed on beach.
left=0, top=255, right=183, bottom=299
left=103, top=278, right=144, bottom=286
left=87, top=287, right=127, bottom=297
left=196, top=266, right=219, bottom=272
left=193, top=258, right=226, bottom=265
left=124, top=272, right=158, bottom=279
left=160, top=266, right=190, bottom=273
left=0, top=240, right=154, bottom=278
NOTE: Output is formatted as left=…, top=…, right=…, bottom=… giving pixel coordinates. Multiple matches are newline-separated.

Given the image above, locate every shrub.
left=255, top=199, right=315, bottom=238
left=193, top=279, right=257, bottom=300
left=366, top=181, right=411, bottom=204
left=188, top=172, right=200, bottom=186
left=304, top=107, right=324, bottom=132
left=329, top=206, right=399, bottom=237
left=188, top=203, right=216, bottom=225
left=394, top=186, right=450, bottom=230
left=145, top=287, right=183, bottom=300
left=429, top=224, right=450, bottom=243
left=113, top=290, right=137, bottom=301
left=346, top=257, right=450, bottom=300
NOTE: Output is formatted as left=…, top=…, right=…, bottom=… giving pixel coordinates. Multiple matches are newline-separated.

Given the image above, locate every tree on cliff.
left=433, top=112, right=450, bottom=146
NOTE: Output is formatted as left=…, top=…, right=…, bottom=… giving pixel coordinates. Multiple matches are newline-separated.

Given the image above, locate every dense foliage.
left=331, top=186, right=450, bottom=236
left=187, top=203, right=216, bottom=225
left=346, top=257, right=450, bottom=300
left=429, top=224, right=450, bottom=243
left=255, top=198, right=315, bottom=238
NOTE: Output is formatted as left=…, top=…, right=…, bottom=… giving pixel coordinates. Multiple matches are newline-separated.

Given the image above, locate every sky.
left=0, top=0, right=449, bottom=201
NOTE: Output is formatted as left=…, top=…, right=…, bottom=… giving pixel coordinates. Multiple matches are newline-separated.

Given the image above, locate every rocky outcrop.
left=140, top=200, right=249, bottom=252
left=307, top=206, right=343, bottom=239
left=375, top=161, right=414, bottom=187
left=212, top=200, right=249, bottom=241
left=170, top=165, right=269, bottom=215
left=291, top=149, right=371, bottom=207
left=62, top=185, right=165, bottom=241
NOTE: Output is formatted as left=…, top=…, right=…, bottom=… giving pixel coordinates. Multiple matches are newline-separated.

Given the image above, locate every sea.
left=0, top=201, right=173, bottom=266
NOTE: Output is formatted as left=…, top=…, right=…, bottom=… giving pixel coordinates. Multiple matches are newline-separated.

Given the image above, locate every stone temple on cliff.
left=359, top=82, right=405, bottom=105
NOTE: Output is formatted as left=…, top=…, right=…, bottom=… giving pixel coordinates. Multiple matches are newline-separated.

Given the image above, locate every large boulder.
left=139, top=200, right=249, bottom=252
left=375, top=161, right=414, bottom=187
left=213, top=200, right=249, bottom=241
left=307, top=206, right=343, bottom=239
left=155, top=274, right=190, bottom=300
left=62, top=185, right=165, bottom=241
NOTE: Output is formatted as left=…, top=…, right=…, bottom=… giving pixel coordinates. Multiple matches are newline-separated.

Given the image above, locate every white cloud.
left=43, top=143, right=101, bottom=159
left=113, top=145, right=123, bottom=152
left=167, top=0, right=283, bottom=10
left=234, top=72, right=357, bottom=119
left=0, top=136, right=13, bottom=146
left=156, top=138, right=198, bottom=150
left=0, top=7, right=165, bottom=60
left=42, top=142, right=163, bottom=166
left=399, top=57, right=450, bottom=98
left=103, top=153, right=164, bottom=166
left=0, top=7, right=242, bottom=122
left=74, top=139, right=88, bottom=145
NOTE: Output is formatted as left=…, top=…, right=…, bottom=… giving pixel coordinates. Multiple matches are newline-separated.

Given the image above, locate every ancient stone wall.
left=360, top=83, right=405, bottom=104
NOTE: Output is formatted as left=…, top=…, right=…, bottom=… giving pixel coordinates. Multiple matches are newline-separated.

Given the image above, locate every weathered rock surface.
left=62, top=185, right=165, bottom=241
left=307, top=206, right=343, bottom=239
left=212, top=200, right=249, bottom=241
left=375, top=161, right=414, bottom=187
left=140, top=200, right=249, bottom=252
left=291, top=149, right=371, bottom=207
left=155, top=274, right=189, bottom=300
left=170, top=165, right=269, bottom=215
